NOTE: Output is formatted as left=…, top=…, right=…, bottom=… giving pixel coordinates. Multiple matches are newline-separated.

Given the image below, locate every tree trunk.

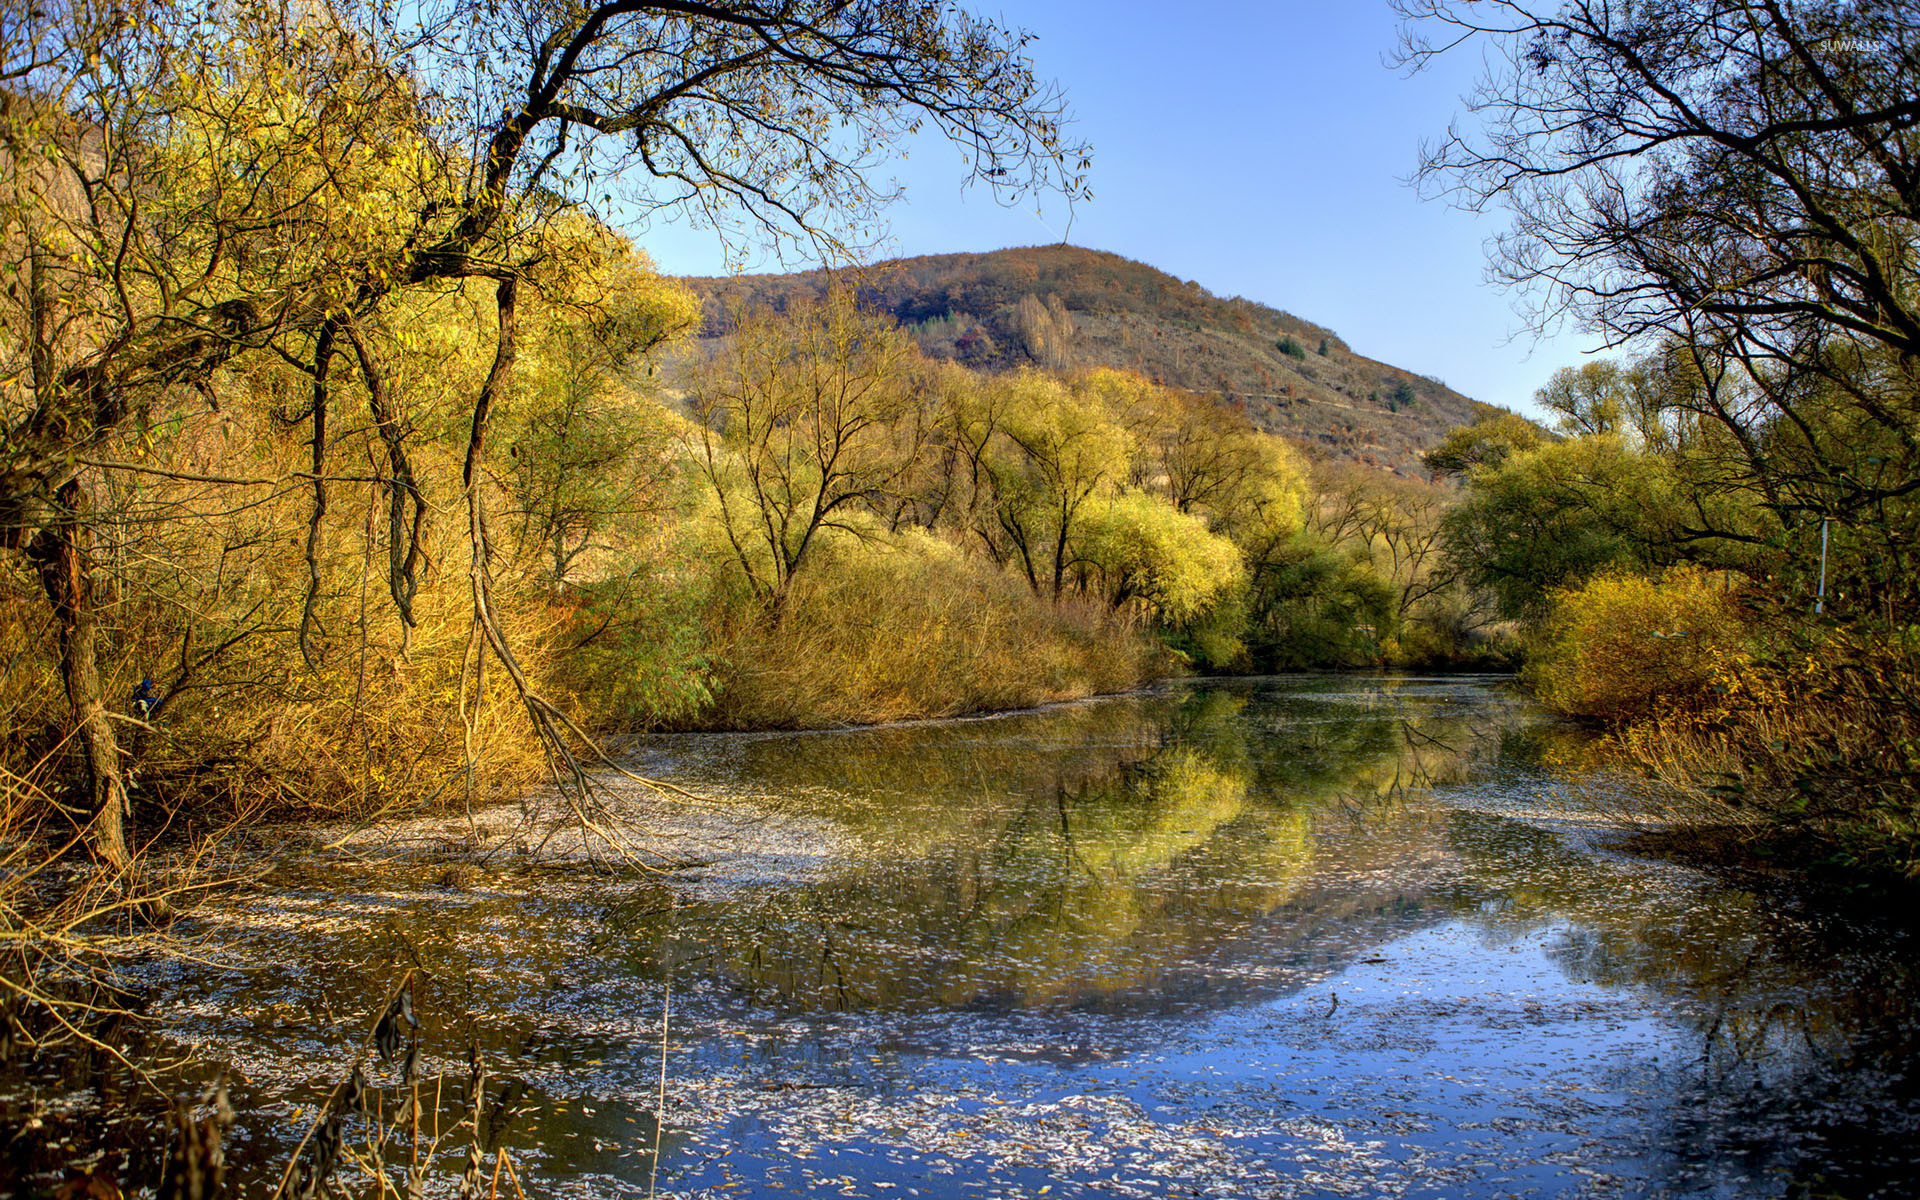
left=27, top=481, right=132, bottom=873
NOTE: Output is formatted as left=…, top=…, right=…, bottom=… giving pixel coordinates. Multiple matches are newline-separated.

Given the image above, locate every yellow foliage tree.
left=687, top=292, right=924, bottom=609
left=1527, top=567, right=1750, bottom=724
left=1078, top=490, right=1245, bottom=624
left=975, top=370, right=1137, bottom=598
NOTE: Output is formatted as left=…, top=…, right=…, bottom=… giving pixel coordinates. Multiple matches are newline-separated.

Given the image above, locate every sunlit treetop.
left=0, top=0, right=1087, bottom=540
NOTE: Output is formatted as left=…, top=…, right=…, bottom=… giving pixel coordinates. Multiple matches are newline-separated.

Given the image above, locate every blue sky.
left=634, top=2, right=1605, bottom=418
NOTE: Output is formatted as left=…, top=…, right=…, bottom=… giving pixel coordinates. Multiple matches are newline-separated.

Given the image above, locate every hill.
left=679, top=245, right=1502, bottom=473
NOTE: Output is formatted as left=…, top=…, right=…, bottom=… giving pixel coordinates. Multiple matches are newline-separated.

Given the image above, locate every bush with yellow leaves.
left=1525, top=567, right=1752, bottom=724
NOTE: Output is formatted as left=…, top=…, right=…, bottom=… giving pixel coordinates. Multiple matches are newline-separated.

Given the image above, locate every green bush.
left=550, top=566, right=720, bottom=730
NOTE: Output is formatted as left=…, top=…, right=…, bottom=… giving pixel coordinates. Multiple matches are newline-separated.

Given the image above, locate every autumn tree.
left=0, top=3, right=455, bottom=868
left=1076, top=490, right=1244, bottom=622
left=2, top=0, right=1086, bottom=865
left=1422, top=412, right=1550, bottom=476
left=1535, top=362, right=1627, bottom=437
left=689, top=292, right=926, bottom=609
left=1399, top=0, right=1920, bottom=600
left=971, top=370, right=1135, bottom=598
left=1439, top=436, right=1686, bottom=617
left=498, top=233, right=700, bottom=588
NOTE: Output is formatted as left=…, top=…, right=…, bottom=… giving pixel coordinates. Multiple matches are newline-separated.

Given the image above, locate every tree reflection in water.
left=121, top=676, right=1920, bottom=1197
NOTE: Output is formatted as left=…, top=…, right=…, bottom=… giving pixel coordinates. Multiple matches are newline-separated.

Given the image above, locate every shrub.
left=1593, top=621, right=1920, bottom=875
left=547, top=562, right=719, bottom=731
left=1525, top=567, right=1750, bottom=723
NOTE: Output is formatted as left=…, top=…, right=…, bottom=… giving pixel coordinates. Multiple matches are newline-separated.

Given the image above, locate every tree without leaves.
left=1132, top=387, right=1292, bottom=516
left=1308, top=464, right=1459, bottom=624
left=1398, top=0, right=1920, bottom=560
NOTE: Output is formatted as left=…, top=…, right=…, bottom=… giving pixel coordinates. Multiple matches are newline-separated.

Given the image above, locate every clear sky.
left=633, top=2, right=1607, bottom=418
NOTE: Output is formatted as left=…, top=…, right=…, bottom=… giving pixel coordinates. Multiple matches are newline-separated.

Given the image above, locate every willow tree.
left=1, top=0, right=1085, bottom=865
left=974, top=370, right=1136, bottom=599
left=688, top=292, right=925, bottom=610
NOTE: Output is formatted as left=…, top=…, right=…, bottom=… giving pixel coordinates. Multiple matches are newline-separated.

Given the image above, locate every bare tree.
left=1398, top=0, right=1920, bottom=561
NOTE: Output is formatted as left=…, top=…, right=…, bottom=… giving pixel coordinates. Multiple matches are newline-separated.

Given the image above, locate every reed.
left=697, top=539, right=1167, bottom=729
left=1596, top=624, right=1920, bottom=877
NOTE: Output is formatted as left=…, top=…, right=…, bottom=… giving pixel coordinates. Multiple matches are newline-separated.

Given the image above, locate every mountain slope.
left=681, top=245, right=1499, bottom=473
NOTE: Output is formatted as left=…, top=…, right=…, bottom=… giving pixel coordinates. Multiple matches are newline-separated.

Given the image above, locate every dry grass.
left=1597, top=624, right=1920, bottom=876
left=699, top=538, right=1167, bottom=729
left=127, top=583, right=551, bottom=826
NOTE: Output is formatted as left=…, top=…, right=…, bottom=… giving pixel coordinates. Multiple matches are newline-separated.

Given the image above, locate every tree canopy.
left=0, top=0, right=1089, bottom=865
left=1399, top=0, right=1920, bottom=555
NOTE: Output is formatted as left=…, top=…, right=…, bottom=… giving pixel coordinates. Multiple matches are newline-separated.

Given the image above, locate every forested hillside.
left=683, top=245, right=1501, bottom=473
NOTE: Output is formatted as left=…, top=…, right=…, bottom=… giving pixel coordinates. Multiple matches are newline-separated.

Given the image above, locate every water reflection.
left=132, top=676, right=1920, bottom=1198
left=611, top=678, right=1515, bottom=1016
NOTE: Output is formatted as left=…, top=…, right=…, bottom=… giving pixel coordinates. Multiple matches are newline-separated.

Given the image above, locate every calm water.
left=142, top=676, right=1920, bottom=1197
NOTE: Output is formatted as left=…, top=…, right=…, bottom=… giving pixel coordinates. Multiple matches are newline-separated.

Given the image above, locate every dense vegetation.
left=683, top=246, right=1502, bottom=473
left=1400, top=0, right=1920, bottom=881
left=0, top=0, right=1108, bottom=1176
left=0, top=10, right=1526, bottom=1168
left=7, top=0, right=1919, bottom=1186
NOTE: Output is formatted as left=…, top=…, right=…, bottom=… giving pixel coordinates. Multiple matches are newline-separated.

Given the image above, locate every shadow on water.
left=16, top=676, right=1920, bottom=1198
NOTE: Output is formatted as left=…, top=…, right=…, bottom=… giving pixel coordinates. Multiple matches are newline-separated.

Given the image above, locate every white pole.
left=1816, top=517, right=1829, bottom=615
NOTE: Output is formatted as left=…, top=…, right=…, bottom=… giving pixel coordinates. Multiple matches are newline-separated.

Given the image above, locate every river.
left=131, top=675, right=1920, bottom=1197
